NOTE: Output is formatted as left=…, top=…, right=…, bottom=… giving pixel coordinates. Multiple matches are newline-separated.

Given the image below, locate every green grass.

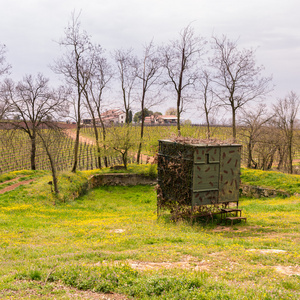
left=0, top=168, right=300, bottom=299
left=241, top=168, right=300, bottom=195
left=84, top=163, right=158, bottom=179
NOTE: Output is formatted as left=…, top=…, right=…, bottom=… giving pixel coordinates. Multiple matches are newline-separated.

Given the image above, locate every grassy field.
left=0, top=168, right=299, bottom=299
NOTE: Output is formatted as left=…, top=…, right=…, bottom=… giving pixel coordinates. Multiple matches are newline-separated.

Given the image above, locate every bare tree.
left=53, top=12, right=92, bottom=172
left=0, top=43, right=11, bottom=120
left=239, top=104, right=273, bottom=168
left=0, top=84, right=11, bottom=120
left=162, top=25, right=206, bottom=134
left=114, top=48, right=137, bottom=124
left=165, top=107, right=177, bottom=116
left=83, top=44, right=113, bottom=168
left=254, top=126, right=278, bottom=170
left=106, top=124, right=136, bottom=169
left=36, top=123, right=65, bottom=197
left=211, top=35, right=272, bottom=140
left=3, top=74, right=68, bottom=170
left=135, top=41, right=163, bottom=163
left=0, top=43, right=11, bottom=76
left=273, top=91, right=300, bottom=174
left=197, top=70, right=219, bottom=138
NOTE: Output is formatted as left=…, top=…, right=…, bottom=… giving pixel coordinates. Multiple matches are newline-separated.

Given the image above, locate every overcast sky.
left=0, top=0, right=299, bottom=121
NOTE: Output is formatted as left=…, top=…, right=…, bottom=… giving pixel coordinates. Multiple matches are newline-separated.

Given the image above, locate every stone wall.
left=239, top=184, right=290, bottom=198
left=88, top=174, right=291, bottom=199
left=88, top=173, right=157, bottom=189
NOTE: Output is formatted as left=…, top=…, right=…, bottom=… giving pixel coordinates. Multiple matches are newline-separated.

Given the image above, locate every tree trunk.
left=137, top=115, right=144, bottom=164
left=277, top=145, right=285, bottom=171
left=97, top=108, right=108, bottom=168
left=94, top=125, right=102, bottom=169
left=177, top=103, right=181, bottom=136
left=71, top=123, right=81, bottom=172
left=122, top=150, right=128, bottom=169
left=176, top=49, right=185, bottom=136
left=47, top=149, right=59, bottom=195
left=84, top=90, right=102, bottom=169
left=30, top=134, right=36, bottom=170
left=288, top=135, right=293, bottom=174
left=39, top=132, right=59, bottom=198
left=205, top=108, right=210, bottom=139
left=232, top=106, right=237, bottom=140
left=90, top=115, right=102, bottom=169
left=125, top=108, right=130, bottom=124
left=247, top=141, right=252, bottom=168
left=267, top=150, right=275, bottom=170
left=137, top=99, right=145, bottom=164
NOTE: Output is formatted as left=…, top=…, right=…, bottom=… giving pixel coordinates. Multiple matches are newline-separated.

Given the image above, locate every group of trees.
left=0, top=12, right=299, bottom=182
left=240, top=92, right=299, bottom=174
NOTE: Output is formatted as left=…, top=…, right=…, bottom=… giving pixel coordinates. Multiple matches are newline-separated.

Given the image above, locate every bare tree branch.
left=273, top=91, right=300, bottom=174
left=2, top=74, right=68, bottom=170
left=211, top=35, right=273, bottom=139
left=114, top=48, right=137, bottom=124
left=135, top=41, right=163, bottom=163
left=161, top=25, right=206, bottom=134
left=52, top=11, right=93, bottom=172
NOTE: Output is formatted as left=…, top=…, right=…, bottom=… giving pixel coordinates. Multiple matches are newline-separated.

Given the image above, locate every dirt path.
left=65, top=129, right=155, bottom=164
left=0, top=179, right=35, bottom=194
left=65, top=129, right=96, bottom=145
left=0, top=177, right=20, bottom=186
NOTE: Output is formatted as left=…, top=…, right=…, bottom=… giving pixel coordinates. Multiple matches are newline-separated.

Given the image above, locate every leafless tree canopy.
left=0, top=84, right=11, bottom=120
left=273, top=91, right=300, bottom=174
left=239, top=104, right=273, bottom=169
left=197, top=70, right=220, bottom=138
left=1, top=73, right=68, bottom=170
left=135, top=41, right=163, bottom=163
left=83, top=44, right=113, bottom=168
left=211, top=35, right=272, bottom=139
left=0, top=44, right=11, bottom=119
left=53, top=12, right=94, bottom=172
left=0, top=44, right=11, bottom=77
left=114, top=48, right=138, bottom=124
left=162, top=25, right=206, bottom=133
left=165, top=107, right=177, bottom=116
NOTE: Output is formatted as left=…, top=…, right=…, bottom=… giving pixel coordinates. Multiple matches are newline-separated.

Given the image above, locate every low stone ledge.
left=88, top=173, right=157, bottom=189
left=239, top=184, right=290, bottom=198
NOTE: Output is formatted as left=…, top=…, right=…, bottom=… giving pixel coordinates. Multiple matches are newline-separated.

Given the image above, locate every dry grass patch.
left=1, top=281, right=129, bottom=300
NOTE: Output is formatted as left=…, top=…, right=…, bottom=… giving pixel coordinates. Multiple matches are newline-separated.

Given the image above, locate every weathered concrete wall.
left=239, top=184, right=290, bottom=198
left=88, top=173, right=157, bottom=189
left=88, top=174, right=291, bottom=199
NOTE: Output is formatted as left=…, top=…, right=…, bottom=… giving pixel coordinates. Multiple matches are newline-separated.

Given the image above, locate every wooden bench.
left=225, top=216, right=247, bottom=226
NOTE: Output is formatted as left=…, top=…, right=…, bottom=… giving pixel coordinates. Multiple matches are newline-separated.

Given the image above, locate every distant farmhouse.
left=101, top=109, right=126, bottom=125
left=82, top=110, right=177, bottom=126
left=144, top=115, right=177, bottom=125
left=82, top=109, right=126, bottom=125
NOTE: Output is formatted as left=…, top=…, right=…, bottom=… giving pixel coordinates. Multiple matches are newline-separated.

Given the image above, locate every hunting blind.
left=157, top=140, right=242, bottom=214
